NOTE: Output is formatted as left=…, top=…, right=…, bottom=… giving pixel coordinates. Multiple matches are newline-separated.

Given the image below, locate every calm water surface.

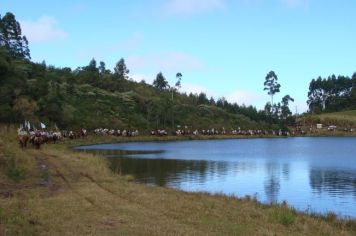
left=76, top=137, right=356, bottom=218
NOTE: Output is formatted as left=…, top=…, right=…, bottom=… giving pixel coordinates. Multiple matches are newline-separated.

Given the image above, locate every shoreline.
left=1, top=126, right=356, bottom=235
left=68, top=131, right=356, bottom=148
left=72, top=134, right=356, bottom=221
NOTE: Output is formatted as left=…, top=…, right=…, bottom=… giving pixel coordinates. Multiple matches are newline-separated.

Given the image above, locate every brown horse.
left=33, top=136, right=43, bottom=149
left=32, top=131, right=43, bottom=149
left=18, top=134, right=29, bottom=149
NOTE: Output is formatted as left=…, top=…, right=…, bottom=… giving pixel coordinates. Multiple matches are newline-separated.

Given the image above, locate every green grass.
left=269, top=204, right=296, bottom=226
left=319, top=110, right=356, bottom=125
left=4, top=156, right=26, bottom=182
left=301, top=110, right=356, bottom=127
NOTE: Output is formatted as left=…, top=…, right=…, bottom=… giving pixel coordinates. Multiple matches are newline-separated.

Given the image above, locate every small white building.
left=316, top=124, right=323, bottom=129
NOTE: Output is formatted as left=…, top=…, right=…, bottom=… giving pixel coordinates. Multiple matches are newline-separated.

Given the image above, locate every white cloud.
left=181, top=83, right=215, bottom=97
left=225, top=90, right=262, bottom=106
left=20, top=16, right=68, bottom=43
left=127, top=51, right=205, bottom=73
left=130, top=75, right=215, bottom=98
left=113, top=32, right=144, bottom=52
left=130, top=74, right=211, bottom=92
left=76, top=32, right=144, bottom=62
left=163, top=0, right=226, bottom=15
left=130, top=74, right=156, bottom=84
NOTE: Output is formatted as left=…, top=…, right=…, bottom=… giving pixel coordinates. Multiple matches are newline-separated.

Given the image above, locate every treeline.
left=307, top=74, right=356, bottom=113
left=0, top=12, right=294, bottom=131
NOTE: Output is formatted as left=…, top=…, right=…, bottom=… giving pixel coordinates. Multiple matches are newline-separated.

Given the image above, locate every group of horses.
left=94, top=128, right=139, bottom=137
left=17, top=129, right=87, bottom=149
left=95, top=127, right=293, bottom=137
left=21, top=124, right=351, bottom=149
left=18, top=130, right=61, bottom=149
left=152, top=128, right=292, bottom=137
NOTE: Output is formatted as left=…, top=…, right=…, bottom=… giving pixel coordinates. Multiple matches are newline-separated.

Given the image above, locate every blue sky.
left=3, top=0, right=356, bottom=112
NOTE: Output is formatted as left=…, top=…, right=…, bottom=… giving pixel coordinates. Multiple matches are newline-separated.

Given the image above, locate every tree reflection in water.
left=109, top=156, right=210, bottom=187
left=309, top=168, right=356, bottom=197
left=264, top=162, right=281, bottom=203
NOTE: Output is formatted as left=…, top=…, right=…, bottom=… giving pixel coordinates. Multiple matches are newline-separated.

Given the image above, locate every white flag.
left=40, top=122, right=46, bottom=129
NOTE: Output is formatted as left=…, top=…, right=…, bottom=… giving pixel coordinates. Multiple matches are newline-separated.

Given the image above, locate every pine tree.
left=0, top=12, right=30, bottom=59
left=153, top=72, right=168, bottom=91
left=114, top=58, right=129, bottom=79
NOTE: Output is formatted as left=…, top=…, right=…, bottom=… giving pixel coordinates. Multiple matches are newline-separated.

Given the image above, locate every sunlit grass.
left=316, top=110, right=356, bottom=126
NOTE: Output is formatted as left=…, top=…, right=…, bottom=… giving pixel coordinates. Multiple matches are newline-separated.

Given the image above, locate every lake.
left=75, top=137, right=356, bottom=218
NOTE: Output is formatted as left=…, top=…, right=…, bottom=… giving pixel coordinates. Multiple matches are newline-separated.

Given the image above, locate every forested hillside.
left=0, top=12, right=295, bottom=132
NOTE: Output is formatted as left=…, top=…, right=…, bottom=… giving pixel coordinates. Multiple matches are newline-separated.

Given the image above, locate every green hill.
left=0, top=12, right=294, bottom=132
left=298, top=110, right=356, bottom=127
left=0, top=48, right=271, bottom=132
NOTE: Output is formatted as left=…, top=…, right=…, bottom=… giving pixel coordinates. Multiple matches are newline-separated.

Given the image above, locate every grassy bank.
left=299, top=110, right=356, bottom=128
left=1, top=126, right=356, bottom=235
left=318, top=110, right=356, bottom=124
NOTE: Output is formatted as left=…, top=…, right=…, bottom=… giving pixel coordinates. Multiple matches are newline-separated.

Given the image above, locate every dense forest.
left=0, top=12, right=297, bottom=132
left=307, top=74, right=356, bottom=113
